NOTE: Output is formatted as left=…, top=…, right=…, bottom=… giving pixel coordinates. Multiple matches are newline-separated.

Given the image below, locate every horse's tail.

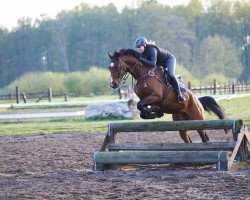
left=198, top=96, right=226, bottom=119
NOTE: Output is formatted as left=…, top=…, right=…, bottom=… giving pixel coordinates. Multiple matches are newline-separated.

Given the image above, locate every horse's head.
left=108, top=50, right=128, bottom=89
left=108, top=48, right=142, bottom=89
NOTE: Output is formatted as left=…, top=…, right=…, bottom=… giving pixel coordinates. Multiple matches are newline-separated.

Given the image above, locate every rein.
left=117, top=57, right=166, bottom=88
left=118, top=58, right=140, bottom=85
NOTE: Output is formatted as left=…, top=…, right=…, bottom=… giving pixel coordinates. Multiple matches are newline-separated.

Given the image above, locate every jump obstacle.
left=93, top=119, right=250, bottom=171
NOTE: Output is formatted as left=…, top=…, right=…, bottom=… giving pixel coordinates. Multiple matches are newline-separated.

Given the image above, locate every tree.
left=0, top=0, right=247, bottom=88
left=0, top=28, right=15, bottom=86
left=197, top=35, right=242, bottom=78
left=232, top=0, right=250, bottom=80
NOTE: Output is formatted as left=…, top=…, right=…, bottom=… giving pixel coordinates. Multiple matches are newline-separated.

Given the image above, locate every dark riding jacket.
left=140, top=44, right=170, bottom=67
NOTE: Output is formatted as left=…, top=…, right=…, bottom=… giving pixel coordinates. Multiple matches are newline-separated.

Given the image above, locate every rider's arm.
left=139, top=48, right=157, bottom=67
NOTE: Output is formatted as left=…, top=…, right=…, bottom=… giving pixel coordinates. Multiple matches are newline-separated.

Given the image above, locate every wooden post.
left=15, top=86, right=20, bottom=104
left=232, top=80, right=235, bottom=94
left=64, top=93, right=68, bottom=102
left=21, top=92, right=27, bottom=103
left=188, top=82, right=191, bottom=90
left=48, top=87, right=52, bottom=102
left=213, top=79, right=216, bottom=95
left=8, top=93, right=13, bottom=100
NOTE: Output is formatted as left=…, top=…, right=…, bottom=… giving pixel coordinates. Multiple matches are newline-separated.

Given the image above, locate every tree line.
left=0, top=0, right=249, bottom=88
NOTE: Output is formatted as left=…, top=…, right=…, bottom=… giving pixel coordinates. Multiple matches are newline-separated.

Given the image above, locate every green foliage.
left=64, top=67, right=110, bottom=95
left=0, top=67, right=111, bottom=96
left=197, top=35, right=243, bottom=77
left=81, top=67, right=111, bottom=95
left=175, top=64, right=200, bottom=85
left=64, top=72, right=85, bottom=94
left=2, top=72, right=66, bottom=93
left=0, top=0, right=250, bottom=88
left=202, top=73, right=230, bottom=85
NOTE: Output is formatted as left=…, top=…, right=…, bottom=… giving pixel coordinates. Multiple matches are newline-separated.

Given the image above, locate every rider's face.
left=137, top=45, right=145, bottom=53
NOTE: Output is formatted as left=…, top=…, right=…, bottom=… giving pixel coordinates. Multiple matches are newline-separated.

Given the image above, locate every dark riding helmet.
left=135, top=37, right=148, bottom=48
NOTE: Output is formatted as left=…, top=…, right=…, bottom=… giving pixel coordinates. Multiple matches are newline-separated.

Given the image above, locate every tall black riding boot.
left=170, top=76, right=186, bottom=103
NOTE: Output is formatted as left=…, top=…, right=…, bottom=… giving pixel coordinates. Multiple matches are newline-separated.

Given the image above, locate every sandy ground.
left=0, top=130, right=249, bottom=200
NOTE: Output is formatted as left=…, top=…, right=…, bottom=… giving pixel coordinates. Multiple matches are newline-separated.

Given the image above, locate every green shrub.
left=64, top=67, right=110, bottom=96
left=82, top=67, right=110, bottom=95
left=202, top=73, right=230, bottom=85
left=64, top=72, right=85, bottom=94
left=1, top=72, right=66, bottom=93
left=0, top=65, right=237, bottom=96
left=175, top=64, right=200, bottom=85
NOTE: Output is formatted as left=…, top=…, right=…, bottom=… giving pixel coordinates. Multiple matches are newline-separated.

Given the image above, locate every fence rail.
left=188, top=80, right=250, bottom=95
left=0, top=80, right=250, bottom=104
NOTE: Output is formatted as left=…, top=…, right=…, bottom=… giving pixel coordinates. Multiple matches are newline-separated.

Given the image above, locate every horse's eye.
left=110, top=63, right=114, bottom=67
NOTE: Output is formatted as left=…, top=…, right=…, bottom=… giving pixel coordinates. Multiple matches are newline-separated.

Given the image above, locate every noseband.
left=111, top=58, right=140, bottom=86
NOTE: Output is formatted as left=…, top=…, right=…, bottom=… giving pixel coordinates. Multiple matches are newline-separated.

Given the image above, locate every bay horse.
left=108, top=49, right=227, bottom=143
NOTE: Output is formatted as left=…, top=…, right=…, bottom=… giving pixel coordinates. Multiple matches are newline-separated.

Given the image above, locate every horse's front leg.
left=137, top=95, right=160, bottom=111
left=137, top=95, right=163, bottom=119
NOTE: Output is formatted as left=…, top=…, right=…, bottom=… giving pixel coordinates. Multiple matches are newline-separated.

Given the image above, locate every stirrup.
left=178, top=95, right=185, bottom=103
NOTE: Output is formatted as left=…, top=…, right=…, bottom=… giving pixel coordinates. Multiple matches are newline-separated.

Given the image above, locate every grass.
left=0, top=96, right=249, bottom=135
left=216, top=96, right=250, bottom=124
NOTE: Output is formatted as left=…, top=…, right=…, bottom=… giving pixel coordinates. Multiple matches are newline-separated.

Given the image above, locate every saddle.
left=140, top=67, right=187, bottom=120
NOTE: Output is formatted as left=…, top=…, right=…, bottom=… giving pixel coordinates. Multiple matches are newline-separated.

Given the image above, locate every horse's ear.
left=108, top=52, right=112, bottom=59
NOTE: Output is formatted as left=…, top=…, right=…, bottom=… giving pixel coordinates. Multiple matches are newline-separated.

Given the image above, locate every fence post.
left=8, top=93, right=13, bottom=100
left=188, top=82, right=191, bottom=90
left=213, top=79, right=217, bottom=95
left=48, top=87, right=52, bottom=102
left=232, top=80, right=235, bottom=94
left=64, top=93, right=68, bottom=102
left=15, top=86, right=20, bottom=104
left=21, top=92, right=27, bottom=103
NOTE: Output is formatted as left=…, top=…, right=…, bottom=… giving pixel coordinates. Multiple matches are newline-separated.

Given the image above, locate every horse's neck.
left=126, top=60, right=150, bottom=80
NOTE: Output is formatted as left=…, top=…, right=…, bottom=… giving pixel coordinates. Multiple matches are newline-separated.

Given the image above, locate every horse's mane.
left=113, top=48, right=141, bottom=60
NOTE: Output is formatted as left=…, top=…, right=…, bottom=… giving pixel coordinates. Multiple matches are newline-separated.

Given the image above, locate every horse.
left=108, top=48, right=227, bottom=143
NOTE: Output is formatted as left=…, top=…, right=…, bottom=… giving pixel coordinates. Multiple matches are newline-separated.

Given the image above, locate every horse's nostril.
left=111, top=83, right=118, bottom=89
left=110, top=83, right=116, bottom=88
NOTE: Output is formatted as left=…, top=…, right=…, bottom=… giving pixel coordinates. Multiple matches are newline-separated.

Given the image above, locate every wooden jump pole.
left=108, top=119, right=243, bottom=133
left=93, top=151, right=231, bottom=171
left=94, top=151, right=231, bottom=164
left=93, top=119, right=249, bottom=171
left=108, top=141, right=236, bottom=151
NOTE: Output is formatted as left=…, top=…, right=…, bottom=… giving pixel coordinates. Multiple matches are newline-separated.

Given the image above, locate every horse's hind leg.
left=179, top=130, right=192, bottom=143
left=197, top=130, right=209, bottom=142
left=188, top=103, right=209, bottom=142
left=172, top=113, right=192, bottom=143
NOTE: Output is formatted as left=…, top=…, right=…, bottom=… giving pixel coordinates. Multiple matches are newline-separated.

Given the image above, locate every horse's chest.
left=134, top=84, right=151, bottom=97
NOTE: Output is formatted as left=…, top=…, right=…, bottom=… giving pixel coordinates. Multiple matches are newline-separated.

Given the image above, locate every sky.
left=0, top=0, right=189, bottom=30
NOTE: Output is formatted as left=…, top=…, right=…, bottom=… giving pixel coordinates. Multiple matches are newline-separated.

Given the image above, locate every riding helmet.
left=135, top=37, right=148, bottom=48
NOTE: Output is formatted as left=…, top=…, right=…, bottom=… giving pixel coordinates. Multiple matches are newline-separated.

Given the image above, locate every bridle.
left=110, top=56, right=166, bottom=88
left=110, top=58, right=140, bottom=87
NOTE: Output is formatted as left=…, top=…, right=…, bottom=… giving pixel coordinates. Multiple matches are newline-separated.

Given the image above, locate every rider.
left=134, top=36, right=186, bottom=103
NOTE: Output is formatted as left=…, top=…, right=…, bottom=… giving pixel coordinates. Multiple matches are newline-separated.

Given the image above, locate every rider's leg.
left=169, top=75, right=186, bottom=102
left=166, top=54, right=185, bottom=102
